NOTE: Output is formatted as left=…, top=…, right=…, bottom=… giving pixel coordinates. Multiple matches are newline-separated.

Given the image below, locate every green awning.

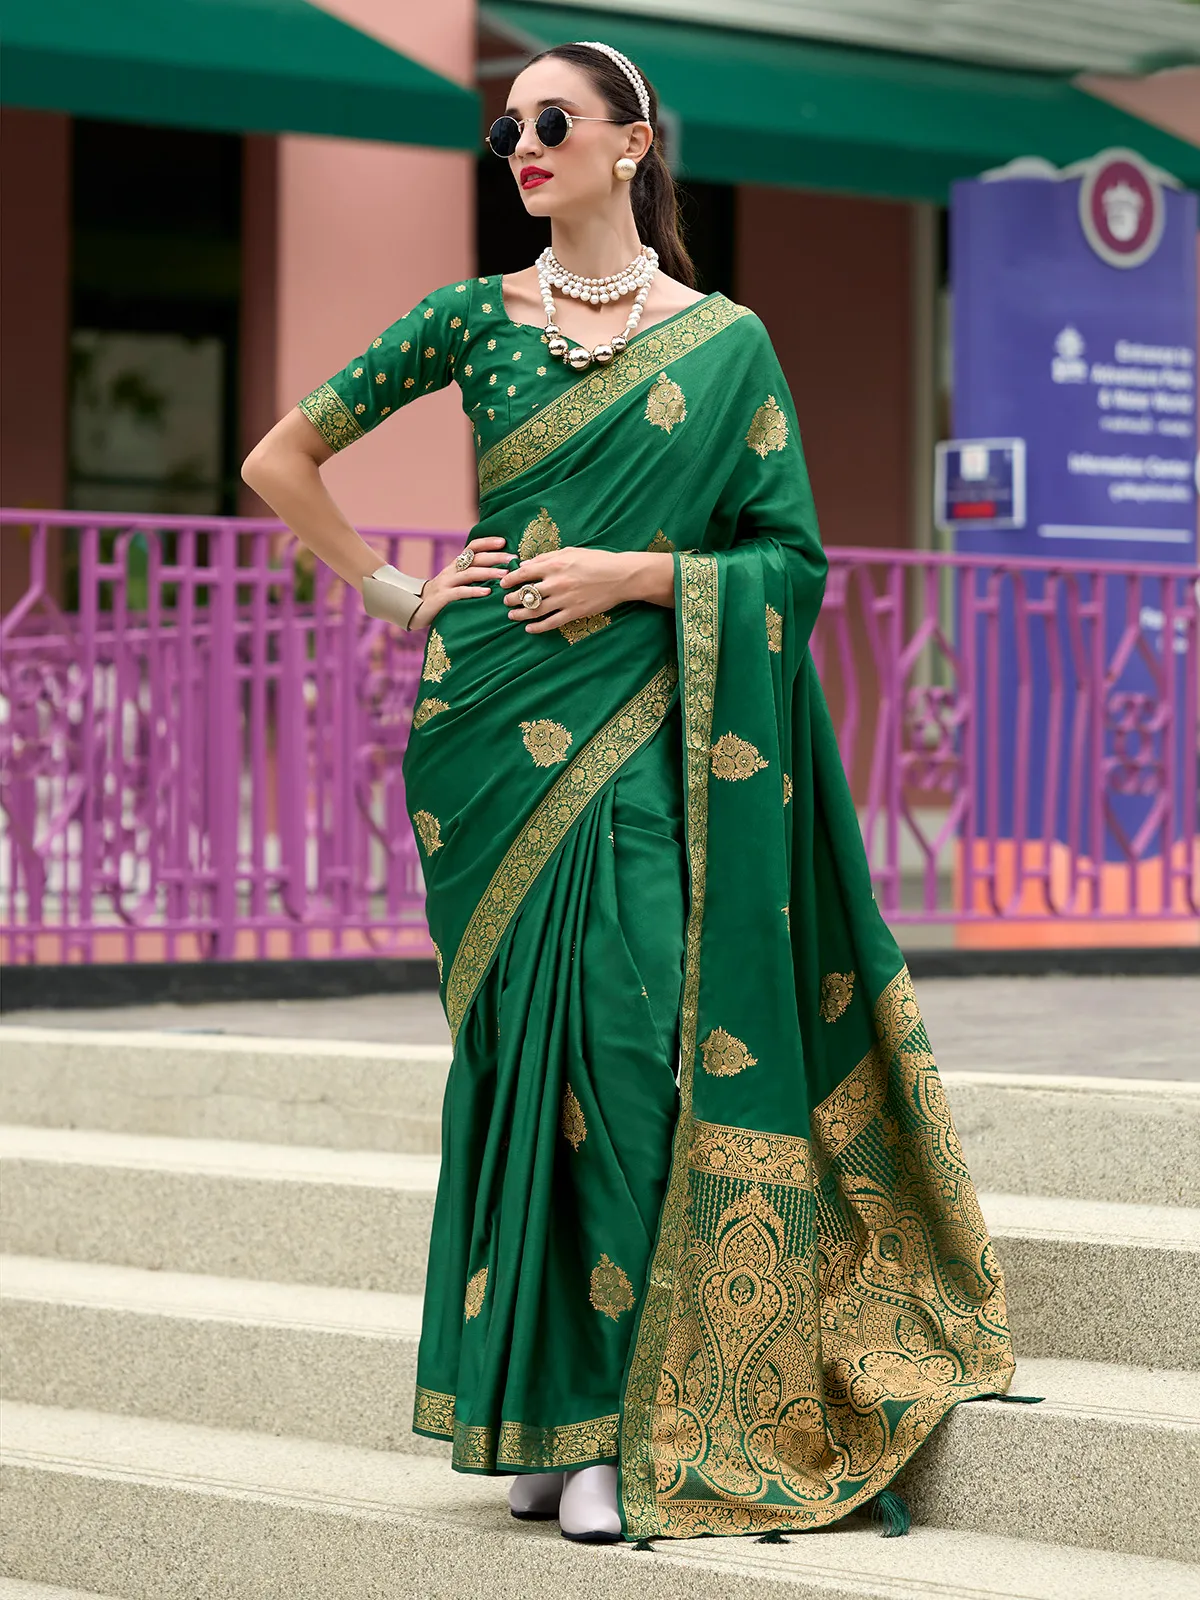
left=0, top=0, right=478, bottom=148
left=483, top=2, right=1200, bottom=200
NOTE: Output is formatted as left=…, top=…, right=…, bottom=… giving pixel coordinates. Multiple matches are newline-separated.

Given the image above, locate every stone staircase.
left=1, top=1023, right=1198, bottom=1599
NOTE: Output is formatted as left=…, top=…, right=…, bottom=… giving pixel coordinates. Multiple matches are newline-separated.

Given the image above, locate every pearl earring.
left=613, top=158, right=637, bottom=181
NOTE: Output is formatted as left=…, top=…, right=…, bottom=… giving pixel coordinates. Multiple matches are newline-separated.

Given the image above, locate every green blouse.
left=298, top=274, right=577, bottom=461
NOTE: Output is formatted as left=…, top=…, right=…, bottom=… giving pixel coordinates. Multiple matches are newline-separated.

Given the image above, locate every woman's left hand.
left=498, top=548, right=642, bottom=633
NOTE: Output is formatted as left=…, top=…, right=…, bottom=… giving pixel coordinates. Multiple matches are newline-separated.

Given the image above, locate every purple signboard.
left=950, top=148, right=1197, bottom=884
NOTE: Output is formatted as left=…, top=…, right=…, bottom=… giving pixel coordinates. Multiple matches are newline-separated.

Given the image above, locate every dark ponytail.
left=527, top=42, right=697, bottom=288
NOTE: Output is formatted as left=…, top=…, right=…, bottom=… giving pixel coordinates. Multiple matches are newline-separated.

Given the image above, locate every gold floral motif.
left=512, top=350, right=522, bottom=360
left=456, top=283, right=467, bottom=292
left=445, top=663, right=677, bottom=1042
left=450, top=315, right=462, bottom=327
left=507, top=384, right=516, bottom=397
left=819, top=971, right=855, bottom=1023
left=518, top=507, right=562, bottom=560
left=689, top=1121, right=811, bottom=1187
left=489, top=373, right=497, bottom=386
left=413, top=809, right=443, bottom=854
left=590, top=1253, right=635, bottom=1321
left=380, top=406, right=391, bottom=416
left=783, top=772, right=793, bottom=805
left=401, top=340, right=411, bottom=352
left=481, top=302, right=492, bottom=312
left=766, top=604, right=783, bottom=653
left=710, top=732, right=769, bottom=781
left=562, top=1083, right=587, bottom=1150
left=352, top=366, right=363, bottom=377
left=487, top=408, right=495, bottom=421
left=354, top=403, right=366, bottom=415
left=487, top=339, right=497, bottom=351
left=298, top=383, right=362, bottom=451
left=537, top=365, right=547, bottom=375
left=423, top=346, right=436, bottom=359
left=372, top=336, right=383, bottom=348
left=464, top=363, right=474, bottom=376
left=699, top=1026, right=758, bottom=1077
left=412, top=697, right=449, bottom=729
left=424, top=307, right=435, bottom=319
left=520, top=719, right=573, bottom=767
left=644, top=371, right=687, bottom=433
left=647, top=529, right=676, bottom=553
left=404, top=377, right=415, bottom=389
left=463, top=1266, right=487, bottom=1320
left=479, top=299, right=750, bottom=497
left=810, top=1046, right=882, bottom=1169
left=422, top=628, right=451, bottom=682
left=412, top=1385, right=619, bottom=1470
left=559, top=612, right=611, bottom=644
left=431, top=939, right=443, bottom=981
left=746, top=394, right=789, bottom=458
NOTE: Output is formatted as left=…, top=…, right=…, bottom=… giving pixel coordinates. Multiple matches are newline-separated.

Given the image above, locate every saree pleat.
left=298, top=278, right=1013, bottom=1538
left=413, top=706, right=687, bottom=1471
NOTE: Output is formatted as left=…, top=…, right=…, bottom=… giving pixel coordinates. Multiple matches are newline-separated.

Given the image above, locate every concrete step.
left=0, top=1026, right=449, bottom=1155
left=0, top=1585, right=122, bottom=1600
left=0, top=1255, right=435, bottom=1456
left=0, top=1125, right=437, bottom=1295
left=4, top=1402, right=1199, bottom=1594
left=4, top=1025, right=1197, bottom=1207
left=8, top=1253, right=1197, bottom=1523
left=3, top=1124, right=1198, bottom=1367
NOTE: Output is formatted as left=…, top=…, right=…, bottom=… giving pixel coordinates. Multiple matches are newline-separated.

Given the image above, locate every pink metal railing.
left=2, top=510, right=1197, bottom=964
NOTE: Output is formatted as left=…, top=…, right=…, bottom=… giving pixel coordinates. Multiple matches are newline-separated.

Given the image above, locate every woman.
left=243, top=39, right=1014, bottom=1546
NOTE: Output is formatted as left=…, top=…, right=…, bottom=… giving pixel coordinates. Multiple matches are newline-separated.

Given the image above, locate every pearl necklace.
left=537, top=243, right=658, bottom=371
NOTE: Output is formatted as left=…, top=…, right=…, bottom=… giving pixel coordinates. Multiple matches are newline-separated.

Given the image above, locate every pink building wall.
left=270, top=0, right=479, bottom=533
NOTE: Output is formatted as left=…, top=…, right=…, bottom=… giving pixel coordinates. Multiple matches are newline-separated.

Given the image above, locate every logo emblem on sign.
left=1078, top=148, right=1165, bottom=269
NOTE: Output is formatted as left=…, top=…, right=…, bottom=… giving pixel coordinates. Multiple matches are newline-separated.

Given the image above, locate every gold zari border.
left=298, top=383, right=364, bottom=452
left=477, top=298, right=751, bottom=498
left=413, top=1385, right=618, bottom=1471
left=445, top=661, right=678, bottom=1043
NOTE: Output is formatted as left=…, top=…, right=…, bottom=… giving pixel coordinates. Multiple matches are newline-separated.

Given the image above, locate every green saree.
left=299, top=275, right=1015, bottom=1540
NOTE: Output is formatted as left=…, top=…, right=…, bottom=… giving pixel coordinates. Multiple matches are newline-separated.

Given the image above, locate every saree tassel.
left=631, top=1538, right=658, bottom=1552
left=756, top=1529, right=789, bottom=1544
left=869, top=1490, right=911, bottom=1538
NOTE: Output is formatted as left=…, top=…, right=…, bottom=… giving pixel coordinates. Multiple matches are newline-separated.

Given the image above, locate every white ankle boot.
left=508, top=1470, right=564, bottom=1520
left=559, top=1463, right=622, bottom=1543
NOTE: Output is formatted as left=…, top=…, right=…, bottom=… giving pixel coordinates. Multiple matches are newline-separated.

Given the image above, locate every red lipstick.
left=521, top=166, right=552, bottom=189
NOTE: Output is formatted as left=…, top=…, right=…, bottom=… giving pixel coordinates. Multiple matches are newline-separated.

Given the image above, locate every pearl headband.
left=573, top=39, right=651, bottom=124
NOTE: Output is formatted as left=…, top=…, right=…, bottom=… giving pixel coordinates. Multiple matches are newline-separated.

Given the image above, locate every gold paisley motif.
left=562, top=1083, right=587, bottom=1150
left=412, top=1385, right=619, bottom=1470
left=647, top=529, right=677, bottom=553
left=710, top=732, right=769, bottom=781
left=298, top=383, right=362, bottom=452
left=422, top=628, right=451, bottom=682
left=478, top=299, right=751, bottom=497
left=590, top=1253, right=635, bottom=1321
left=766, top=604, right=783, bottom=653
left=559, top=612, right=612, bottom=645
left=464, top=1267, right=488, bottom=1320
left=644, top=371, right=687, bottom=433
left=445, top=664, right=677, bottom=1044
left=518, top=508, right=563, bottom=560
left=412, top=810, right=443, bottom=854
left=520, top=718, right=573, bottom=767
left=412, top=697, right=449, bottom=729
left=699, top=1026, right=758, bottom=1077
left=746, top=395, right=789, bottom=458
left=819, top=971, right=855, bottom=1023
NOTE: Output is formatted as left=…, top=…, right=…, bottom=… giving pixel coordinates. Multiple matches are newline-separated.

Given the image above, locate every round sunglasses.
left=486, top=106, right=626, bottom=159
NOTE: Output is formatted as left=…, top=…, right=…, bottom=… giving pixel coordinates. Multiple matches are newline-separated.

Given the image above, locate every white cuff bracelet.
left=362, top=564, right=427, bottom=631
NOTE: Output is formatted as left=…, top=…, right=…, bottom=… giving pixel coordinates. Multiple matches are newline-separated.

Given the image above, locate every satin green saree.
left=300, top=277, right=1014, bottom=1541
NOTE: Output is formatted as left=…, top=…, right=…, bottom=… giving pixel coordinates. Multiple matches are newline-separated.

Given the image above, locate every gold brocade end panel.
left=412, top=1386, right=619, bottom=1472
left=619, top=970, right=1014, bottom=1540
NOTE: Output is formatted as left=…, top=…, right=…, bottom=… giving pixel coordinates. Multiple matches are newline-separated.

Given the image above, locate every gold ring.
left=454, top=549, right=473, bottom=570
left=519, top=584, right=543, bottom=610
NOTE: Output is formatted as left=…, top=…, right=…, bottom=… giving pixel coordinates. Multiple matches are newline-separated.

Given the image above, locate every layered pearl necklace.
left=537, top=243, right=659, bottom=371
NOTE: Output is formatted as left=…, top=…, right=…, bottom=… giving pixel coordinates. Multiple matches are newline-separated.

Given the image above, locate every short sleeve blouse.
left=296, top=275, right=569, bottom=462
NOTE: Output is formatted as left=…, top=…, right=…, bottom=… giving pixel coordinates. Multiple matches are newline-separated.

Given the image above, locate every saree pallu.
left=400, top=293, right=1015, bottom=1539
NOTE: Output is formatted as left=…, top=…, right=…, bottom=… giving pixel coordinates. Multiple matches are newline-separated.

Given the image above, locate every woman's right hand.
left=409, top=535, right=512, bottom=631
